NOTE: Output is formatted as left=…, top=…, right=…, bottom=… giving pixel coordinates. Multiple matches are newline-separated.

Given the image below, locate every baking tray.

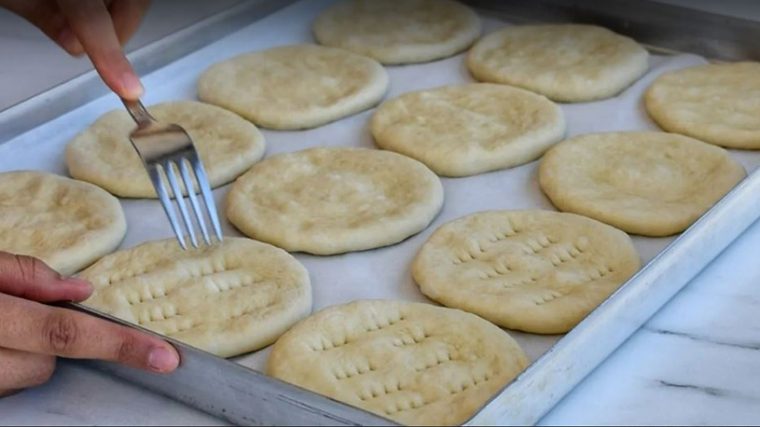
left=2, top=0, right=760, bottom=425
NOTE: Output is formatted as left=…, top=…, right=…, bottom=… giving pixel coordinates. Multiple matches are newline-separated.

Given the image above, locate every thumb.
left=0, top=252, right=93, bottom=303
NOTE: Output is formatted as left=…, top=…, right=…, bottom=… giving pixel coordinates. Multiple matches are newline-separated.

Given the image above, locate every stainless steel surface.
left=123, top=98, right=223, bottom=249
left=63, top=303, right=394, bottom=426
left=4, top=1, right=760, bottom=426
left=465, top=0, right=760, bottom=61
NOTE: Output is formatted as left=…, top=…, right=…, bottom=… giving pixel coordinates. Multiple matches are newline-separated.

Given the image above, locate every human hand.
left=0, top=252, right=179, bottom=397
left=1, top=0, right=150, bottom=100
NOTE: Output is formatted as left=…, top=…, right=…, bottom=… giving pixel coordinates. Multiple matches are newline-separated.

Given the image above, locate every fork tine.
left=149, top=165, right=187, bottom=250
left=165, top=160, right=198, bottom=248
left=191, top=153, right=223, bottom=242
left=179, top=159, right=211, bottom=245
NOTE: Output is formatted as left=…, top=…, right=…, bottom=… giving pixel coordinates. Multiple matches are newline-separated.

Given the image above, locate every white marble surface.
left=2, top=0, right=760, bottom=425
left=541, top=217, right=760, bottom=425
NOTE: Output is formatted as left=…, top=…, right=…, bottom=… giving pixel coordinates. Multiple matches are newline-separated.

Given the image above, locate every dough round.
left=227, top=147, right=443, bottom=255
left=197, top=44, right=388, bottom=130
left=645, top=62, right=760, bottom=149
left=80, top=237, right=311, bottom=358
left=66, top=100, right=265, bottom=198
left=413, top=210, right=640, bottom=334
left=0, top=171, right=126, bottom=276
left=467, top=24, right=649, bottom=102
left=312, top=0, right=481, bottom=65
left=371, top=83, right=565, bottom=176
left=539, top=132, right=746, bottom=236
left=267, top=300, right=528, bottom=426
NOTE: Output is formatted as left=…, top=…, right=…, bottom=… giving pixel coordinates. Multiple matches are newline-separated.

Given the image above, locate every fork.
left=122, top=99, right=223, bottom=249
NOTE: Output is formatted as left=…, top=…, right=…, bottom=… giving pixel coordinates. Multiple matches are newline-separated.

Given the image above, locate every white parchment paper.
left=1, top=0, right=758, bottom=371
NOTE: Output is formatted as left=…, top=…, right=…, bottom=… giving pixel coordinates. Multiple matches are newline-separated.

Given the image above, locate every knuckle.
left=43, top=312, right=79, bottom=354
left=13, top=254, right=39, bottom=284
left=116, top=332, right=139, bottom=364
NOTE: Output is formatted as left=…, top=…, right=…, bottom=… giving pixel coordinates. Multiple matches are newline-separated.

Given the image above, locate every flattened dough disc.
left=0, top=171, right=126, bottom=276
left=66, top=100, right=266, bottom=198
left=371, top=83, right=565, bottom=176
left=313, top=0, right=481, bottom=65
left=198, top=44, right=388, bottom=130
left=539, top=132, right=746, bottom=236
left=226, top=147, right=443, bottom=255
left=646, top=62, right=760, bottom=149
left=467, top=24, right=649, bottom=102
left=80, top=237, right=311, bottom=358
left=413, top=210, right=640, bottom=334
left=267, top=300, right=528, bottom=426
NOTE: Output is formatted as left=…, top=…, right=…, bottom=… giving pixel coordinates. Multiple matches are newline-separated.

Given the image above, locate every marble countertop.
left=2, top=1, right=760, bottom=425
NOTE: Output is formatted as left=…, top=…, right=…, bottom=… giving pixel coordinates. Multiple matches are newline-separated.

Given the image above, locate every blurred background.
left=1, top=0, right=759, bottom=111
left=0, top=0, right=239, bottom=110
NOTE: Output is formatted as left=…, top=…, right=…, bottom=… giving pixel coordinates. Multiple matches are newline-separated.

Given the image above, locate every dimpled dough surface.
left=80, top=237, right=311, bottom=358
left=645, top=62, right=760, bottom=149
left=312, top=0, right=481, bottom=65
left=66, top=100, right=265, bottom=198
left=539, top=132, right=746, bottom=236
left=226, top=147, right=444, bottom=255
left=467, top=24, right=649, bottom=102
left=0, top=171, right=126, bottom=276
left=267, top=300, right=528, bottom=426
left=413, top=210, right=640, bottom=334
left=197, top=44, right=389, bottom=130
left=371, top=83, right=565, bottom=176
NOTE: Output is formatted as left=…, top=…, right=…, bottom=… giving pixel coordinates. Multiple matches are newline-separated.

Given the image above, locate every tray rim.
left=2, top=0, right=760, bottom=425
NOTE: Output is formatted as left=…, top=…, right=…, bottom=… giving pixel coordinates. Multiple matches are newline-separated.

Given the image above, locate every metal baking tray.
left=2, top=0, right=760, bottom=425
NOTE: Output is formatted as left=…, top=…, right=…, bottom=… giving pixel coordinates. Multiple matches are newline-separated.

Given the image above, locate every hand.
left=1, top=0, right=150, bottom=100
left=0, top=252, right=179, bottom=397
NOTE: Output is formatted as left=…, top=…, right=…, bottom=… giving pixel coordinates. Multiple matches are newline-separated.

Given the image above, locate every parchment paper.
left=1, top=0, right=758, bottom=371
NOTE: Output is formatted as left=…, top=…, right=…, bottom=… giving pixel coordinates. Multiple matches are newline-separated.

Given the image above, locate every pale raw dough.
left=80, top=237, right=311, bottom=358
left=312, top=0, right=481, bottom=65
left=467, top=24, right=649, bottom=102
left=226, top=147, right=443, bottom=255
left=267, top=300, right=528, bottom=426
left=0, top=171, right=126, bottom=276
left=371, top=83, right=565, bottom=176
left=197, top=44, right=388, bottom=130
left=645, top=62, right=760, bottom=149
left=539, top=132, right=746, bottom=236
left=413, top=210, right=640, bottom=334
left=66, top=100, right=266, bottom=198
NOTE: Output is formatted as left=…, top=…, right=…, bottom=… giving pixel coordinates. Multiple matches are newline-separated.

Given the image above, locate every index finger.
left=56, top=0, right=143, bottom=100
left=0, top=293, right=178, bottom=373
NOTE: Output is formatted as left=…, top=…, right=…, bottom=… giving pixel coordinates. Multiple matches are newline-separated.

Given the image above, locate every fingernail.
left=121, top=72, right=144, bottom=100
left=148, top=347, right=179, bottom=373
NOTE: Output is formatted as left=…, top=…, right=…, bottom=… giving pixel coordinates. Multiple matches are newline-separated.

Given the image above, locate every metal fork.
left=122, top=99, right=223, bottom=249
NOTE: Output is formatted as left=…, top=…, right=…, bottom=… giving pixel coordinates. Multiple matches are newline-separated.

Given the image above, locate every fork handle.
left=122, top=98, right=156, bottom=127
